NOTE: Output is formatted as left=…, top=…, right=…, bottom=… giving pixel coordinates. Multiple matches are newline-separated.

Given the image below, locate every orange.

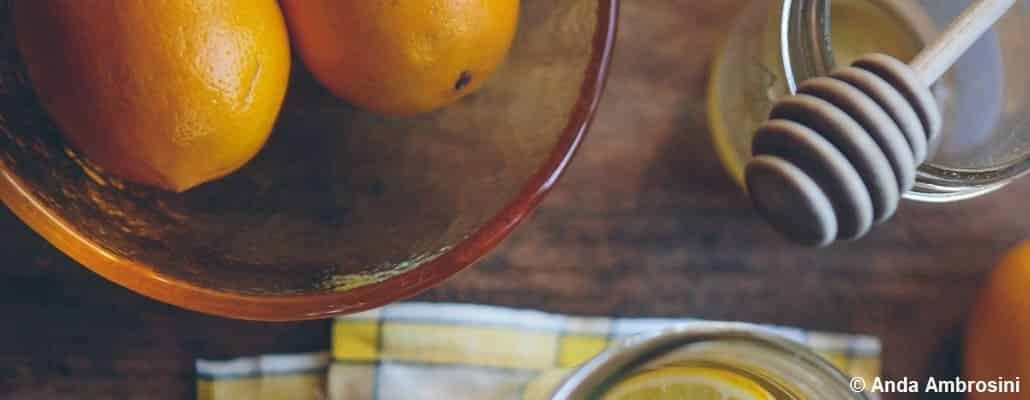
left=964, top=239, right=1030, bottom=399
left=14, top=0, right=291, bottom=192
left=281, top=0, right=519, bottom=116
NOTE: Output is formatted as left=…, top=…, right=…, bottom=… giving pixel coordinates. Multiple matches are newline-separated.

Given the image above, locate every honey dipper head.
left=745, top=53, right=941, bottom=246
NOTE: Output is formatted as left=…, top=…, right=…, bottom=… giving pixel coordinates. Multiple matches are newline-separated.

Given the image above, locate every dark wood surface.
left=2, top=2, right=1029, bottom=399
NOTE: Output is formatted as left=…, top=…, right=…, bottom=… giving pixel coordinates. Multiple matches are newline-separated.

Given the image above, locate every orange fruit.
left=281, top=0, right=519, bottom=116
left=14, top=0, right=291, bottom=192
left=964, top=239, right=1030, bottom=399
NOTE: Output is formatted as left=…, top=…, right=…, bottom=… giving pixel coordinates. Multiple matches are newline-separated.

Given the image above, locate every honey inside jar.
left=828, top=0, right=923, bottom=66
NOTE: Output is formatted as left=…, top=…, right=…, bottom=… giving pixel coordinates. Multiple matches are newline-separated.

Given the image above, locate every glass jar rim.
left=780, top=0, right=833, bottom=94
left=548, top=322, right=867, bottom=399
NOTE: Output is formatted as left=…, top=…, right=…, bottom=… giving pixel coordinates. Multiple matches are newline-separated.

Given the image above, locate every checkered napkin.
left=196, top=302, right=880, bottom=400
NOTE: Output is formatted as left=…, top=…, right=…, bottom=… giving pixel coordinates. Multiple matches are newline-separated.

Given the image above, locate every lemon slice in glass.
left=601, top=366, right=775, bottom=400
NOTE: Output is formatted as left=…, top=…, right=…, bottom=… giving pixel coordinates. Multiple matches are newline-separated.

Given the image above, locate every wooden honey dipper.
left=746, top=0, right=1016, bottom=246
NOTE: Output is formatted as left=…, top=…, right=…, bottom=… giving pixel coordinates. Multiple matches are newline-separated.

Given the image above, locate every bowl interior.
left=0, top=0, right=613, bottom=316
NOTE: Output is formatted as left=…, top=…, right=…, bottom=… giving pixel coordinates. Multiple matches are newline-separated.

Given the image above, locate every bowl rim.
left=0, top=0, right=619, bottom=321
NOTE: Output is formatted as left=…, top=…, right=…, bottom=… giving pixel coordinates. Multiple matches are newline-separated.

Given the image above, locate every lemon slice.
left=601, top=366, right=775, bottom=400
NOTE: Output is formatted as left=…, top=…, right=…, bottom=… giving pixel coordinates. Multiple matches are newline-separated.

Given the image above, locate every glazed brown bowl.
left=0, top=1, right=617, bottom=320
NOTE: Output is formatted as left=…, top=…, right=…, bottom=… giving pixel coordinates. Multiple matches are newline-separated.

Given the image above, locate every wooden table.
left=2, top=2, right=1029, bottom=399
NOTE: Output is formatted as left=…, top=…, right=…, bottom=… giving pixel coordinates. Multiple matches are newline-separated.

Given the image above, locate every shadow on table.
left=919, top=325, right=964, bottom=400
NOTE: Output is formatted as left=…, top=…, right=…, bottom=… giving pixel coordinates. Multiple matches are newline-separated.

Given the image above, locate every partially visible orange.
left=281, top=0, right=519, bottom=116
left=964, top=239, right=1030, bottom=399
left=14, top=0, right=291, bottom=192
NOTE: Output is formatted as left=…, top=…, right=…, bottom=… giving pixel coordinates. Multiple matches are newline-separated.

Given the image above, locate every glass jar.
left=548, top=323, right=870, bottom=399
left=708, top=0, right=1030, bottom=202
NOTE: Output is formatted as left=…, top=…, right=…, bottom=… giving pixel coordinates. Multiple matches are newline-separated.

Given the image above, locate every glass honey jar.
left=709, top=0, right=1030, bottom=202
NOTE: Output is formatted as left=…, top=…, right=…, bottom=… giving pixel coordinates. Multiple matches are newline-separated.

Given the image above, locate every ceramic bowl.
left=0, top=0, right=617, bottom=320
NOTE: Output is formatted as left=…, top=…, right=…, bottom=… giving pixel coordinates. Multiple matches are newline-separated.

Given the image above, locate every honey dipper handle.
left=910, top=0, right=1017, bottom=85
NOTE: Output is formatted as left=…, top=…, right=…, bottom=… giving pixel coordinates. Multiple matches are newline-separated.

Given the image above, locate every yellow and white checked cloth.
left=197, top=302, right=881, bottom=400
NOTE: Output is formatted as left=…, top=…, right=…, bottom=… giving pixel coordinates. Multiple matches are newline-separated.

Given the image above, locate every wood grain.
left=2, top=1, right=1028, bottom=399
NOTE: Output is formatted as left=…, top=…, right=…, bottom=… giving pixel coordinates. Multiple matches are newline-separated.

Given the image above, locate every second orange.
left=281, top=0, right=520, bottom=116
